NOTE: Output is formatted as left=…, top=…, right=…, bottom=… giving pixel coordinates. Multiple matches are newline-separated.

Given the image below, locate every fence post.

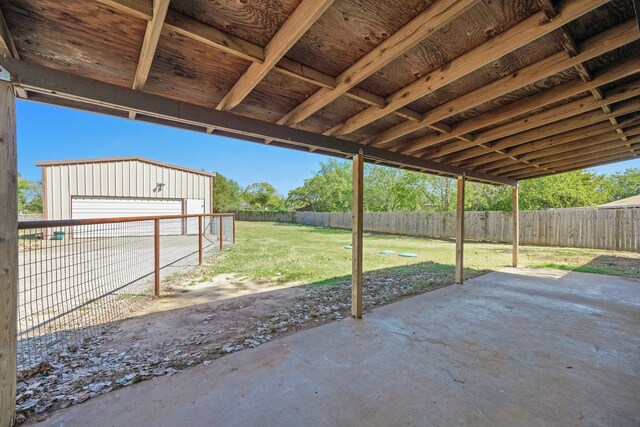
left=232, top=213, right=236, bottom=244
left=198, top=215, right=203, bottom=265
left=219, top=215, right=224, bottom=252
left=154, top=219, right=160, bottom=297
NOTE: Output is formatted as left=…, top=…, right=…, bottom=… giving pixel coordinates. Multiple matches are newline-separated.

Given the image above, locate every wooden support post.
left=154, top=219, right=160, bottom=297
left=232, top=213, right=236, bottom=244
left=512, top=184, right=519, bottom=267
left=0, top=80, right=17, bottom=427
left=351, top=150, right=364, bottom=319
left=455, top=175, right=465, bottom=284
left=198, top=215, right=203, bottom=265
left=219, top=215, right=223, bottom=252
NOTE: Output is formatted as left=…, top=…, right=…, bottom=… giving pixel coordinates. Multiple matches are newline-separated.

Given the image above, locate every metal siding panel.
left=137, top=161, right=145, bottom=197
left=93, top=163, right=101, bottom=195
left=169, top=168, right=176, bottom=198
left=85, top=163, right=93, bottom=196
left=46, top=167, right=55, bottom=219
left=150, top=164, right=157, bottom=198
left=127, top=161, right=135, bottom=196
left=101, top=163, right=108, bottom=195
left=113, top=162, right=122, bottom=197
left=48, top=167, right=55, bottom=219
left=206, top=176, right=212, bottom=214
left=164, top=167, right=171, bottom=198
left=68, top=164, right=77, bottom=196
left=108, top=162, right=116, bottom=195
left=123, top=161, right=130, bottom=197
left=76, top=163, right=85, bottom=195
left=60, top=165, right=70, bottom=219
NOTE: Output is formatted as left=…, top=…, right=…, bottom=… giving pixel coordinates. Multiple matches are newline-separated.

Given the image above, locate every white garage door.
left=72, top=198, right=183, bottom=236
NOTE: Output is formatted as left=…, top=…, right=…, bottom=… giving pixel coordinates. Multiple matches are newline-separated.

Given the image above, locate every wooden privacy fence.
left=236, top=208, right=639, bottom=252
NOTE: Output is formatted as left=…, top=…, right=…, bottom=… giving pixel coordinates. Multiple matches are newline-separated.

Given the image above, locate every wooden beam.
left=0, top=80, right=17, bottom=427
left=633, top=0, right=640, bottom=32
left=455, top=175, right=465, bottom=284
left=276, top=0, right=479, bottom=126
left=216, top=0, right=334, bottom=111
left=491, top=134, right=640, bottom=175
left=527, top=137, right=640, bottom=169
left=400, top=57, right=640, bottom=156
left=512, top=184, right=519, bottom=268
left=469, top=120, right=630, bottom=171
left=0, top=7, right=18, bottom=59
left=98, top=1, right=464, bottom=128
left=539, top=0, right=634, bottom=151
left=132, top=0, right=170, bottom=90
left=164, top=9, right=264, bottom=62
left=484, top=129, right=640, bottom=174
left=95, top=0, right=152, bottom=20
left=500, top=117, right=639, bottom=159
left=361, top=19, right=639, bottom=147
left=455, top=107, right=640, bottom=170
left=444, top=98, right=640, bottom=166
left=429, top=80, right=640, bottom=161
left=0, top=6, right=27, bottom=99
left=512, top=148, right=640, bottom=179
left=351, top=151, right=364, bottom=318
left=323, top=0, right=610, bottom=139
left=509, top=145, right=640, bottom=179
left=0, top=57, right=517, bottom=186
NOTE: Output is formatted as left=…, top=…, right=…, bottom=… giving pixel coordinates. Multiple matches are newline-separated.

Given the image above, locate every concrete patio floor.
left=40, top=268, right=640, bottom=427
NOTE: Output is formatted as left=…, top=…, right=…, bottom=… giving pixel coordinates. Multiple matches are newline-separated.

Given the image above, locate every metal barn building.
left=37, top=157, right=215, bottom=221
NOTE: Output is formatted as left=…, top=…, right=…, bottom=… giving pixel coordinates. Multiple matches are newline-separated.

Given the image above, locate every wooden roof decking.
left=0, top=0, right=638, bottom=184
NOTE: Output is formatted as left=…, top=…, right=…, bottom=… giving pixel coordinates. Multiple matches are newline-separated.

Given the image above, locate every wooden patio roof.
left=0, top=0, right=638, bottom=185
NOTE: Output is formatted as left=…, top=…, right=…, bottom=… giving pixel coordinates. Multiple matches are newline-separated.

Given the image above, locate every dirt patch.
left=17, top=262, right=457, bottom=424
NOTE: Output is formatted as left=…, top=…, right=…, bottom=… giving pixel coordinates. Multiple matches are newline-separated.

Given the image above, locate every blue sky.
left=17, top=101, right=639, bottom=195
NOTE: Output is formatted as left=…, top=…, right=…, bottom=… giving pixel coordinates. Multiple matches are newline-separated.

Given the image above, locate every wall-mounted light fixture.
left=153, top=182, right=165, bottom=193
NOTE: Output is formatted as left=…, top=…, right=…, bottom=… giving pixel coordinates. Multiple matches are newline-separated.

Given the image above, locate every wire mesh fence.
left=17, top=213, right=235, bottom=370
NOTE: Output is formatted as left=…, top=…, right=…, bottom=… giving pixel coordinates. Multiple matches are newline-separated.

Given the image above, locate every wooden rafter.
left=485, top=117, right=640, bottom=165
left=486, top=132, right=640, bottom=175
left=0, top=56, right=516, bottom=186
left=478, top=125, right=640, bottom=174
left=95, top=0, right=152, bottom=20
left=362, top=21, right=638, bottom=149
left=96, top=0, right=485, bottom=128
left=509, top=144, right=640, bottom=179
left=215, top=0, right=334, bottom=111
left=0, top=7, right=18, bottom=58
left=0, top=6, right=27, bottom=99
left=537, top=0, right=630, bottom=150
left=426, top=80, right=640, bottom=162
left=320, top=0, right=609, bottom=140
left=132, top=0, right=170, bottom=90
left=399, top=56, right=640, bottom=156
left=442, top=102, right=640, bottom=167
left=275, top=0, right=479, bottom=127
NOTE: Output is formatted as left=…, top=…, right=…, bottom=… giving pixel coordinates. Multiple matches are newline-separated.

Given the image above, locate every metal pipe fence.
left=17, top=213, right=235, bottom=369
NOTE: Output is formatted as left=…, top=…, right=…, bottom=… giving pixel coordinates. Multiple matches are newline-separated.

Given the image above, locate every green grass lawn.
left=205, top=221, right=640, bottom=286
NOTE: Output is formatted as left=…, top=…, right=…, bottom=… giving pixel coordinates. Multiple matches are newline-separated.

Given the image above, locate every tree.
left=243, top=182, right=283, bottom=210
left=212, top=173, right=242, bottom=212
left=364, top=166, right=416, bottom=211
left=517, top=170, right=610, bottom=210
left=287, top=160, right=352, bottom=211
left=466, top=182, right=511, bottom=211
left=605, top=168, right=639, bottom=201
left=18, top=175, right=42, bottom=213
